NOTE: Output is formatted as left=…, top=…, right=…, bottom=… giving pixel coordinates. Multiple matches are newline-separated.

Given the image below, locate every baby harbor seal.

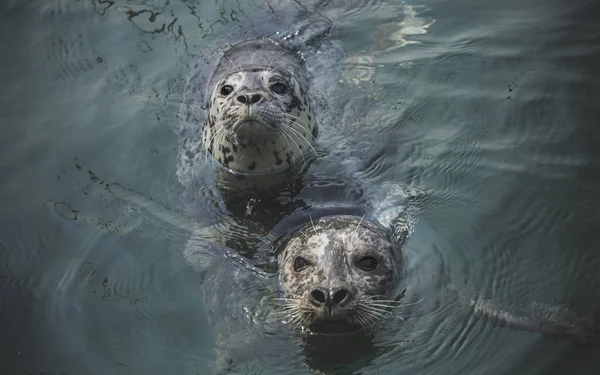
left=203, top=39, right=317, bottom=174
left=181, top=37, right=320, bottom=176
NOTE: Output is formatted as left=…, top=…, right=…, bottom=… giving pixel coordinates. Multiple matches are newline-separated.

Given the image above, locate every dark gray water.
left=1, top=0, right=600, bottom=374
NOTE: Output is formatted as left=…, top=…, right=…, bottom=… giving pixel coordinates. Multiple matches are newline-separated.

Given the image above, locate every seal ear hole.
left=270, top=82, right=287, bottom=95
left=357, top=256, right=378, bottom=271
left=293, top=256, right=310, bottom=272
left=220, top=85, right=234, bottom=96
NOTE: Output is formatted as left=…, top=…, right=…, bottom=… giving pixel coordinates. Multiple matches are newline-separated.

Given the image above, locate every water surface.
left=1, top=0, right=600, bottom=374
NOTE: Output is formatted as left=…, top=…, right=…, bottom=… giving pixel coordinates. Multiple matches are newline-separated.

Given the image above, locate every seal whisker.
left=214, top=126, right=229, bottom=169
left=275, top=301, right=303, bottom=310
left=205, top=125, right=227, bottom=160
left=282, top=118, right=316, bottom=146
left=299, top=312, right=313, bottom=329
left=283, top=125, right=318, bottom=158
left=280, top=125, right=308, bottom=164
left=359, top=305, right=393, bottom=317
left=205, top=126, right=225, bottom=159
left=274, top=294, right=314, bottom=329
left=278, top=307, right=305, bottom=316
left=361, top=306, right=387, bottom=323
left=278, top=127, right=304, bottom=165
left=364, top=303, right=401, bottom=310
left=351, top=312, right=368, bottom=330
left=273, top=310, right=294, bottom=318
left=348, top=315, right=358, bottom=328
left=276, top=128, right=296, bottom=165
left=359, top=301, right=395, bottom=315
left=265, top=52, right=280, bottom=73
left=363, top=296, right=404, bottom=304
left=281, top=114, right=314, bottom=141
left=354, top=213, right=367, bottom=236
left=281, top=112, right=308, bottom=124
left=224, top=55, right=243, bottom=75
left=276, top=304, right=300, bottom=311
left=357, top=310, right=375, bottom=327
left=298, top=229, right=310, bottom=240
left=281, top=120, right=319, bottom=158
left=291, top=309, right=312, bottom=330
left=273, top=297, right=297, bottom=302
left=281, top=310, right=306, bottom=323
left=361, top=296, right=403, bottom=305
left=351, top=231, right=366, bottom=248
left=355, top=309, right=379, bottom=331
left=399, top=297, right=426, bottom=308
left=268, top=64, right=286, bottom=74
left=309, top=214, right=317, bottom=234
left=280, top=113, right=309, bottom=130
left=351, top=213, right=368, bottom=247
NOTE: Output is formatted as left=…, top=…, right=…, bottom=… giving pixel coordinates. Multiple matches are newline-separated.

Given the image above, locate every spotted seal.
left=200, top=39, right=318, bottom=174
left=178, top=10, right=338, bottom=181
left=185, top=209, right=599, bottom=374
left=275, top=214, right=600, bottom=341
left=277, top=215, right=403, bottom=333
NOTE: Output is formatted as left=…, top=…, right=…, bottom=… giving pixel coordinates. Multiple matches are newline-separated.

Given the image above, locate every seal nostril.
left=310, top=289, right=327, bottom=306
left=332, top=288, right=349, bottom=305
left=250, top=94, right=262, bottom=104
left=236, top=95, right=247, bottom=104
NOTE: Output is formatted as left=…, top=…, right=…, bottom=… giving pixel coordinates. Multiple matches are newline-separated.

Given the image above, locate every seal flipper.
left=470, top=298, right=600, bottom=345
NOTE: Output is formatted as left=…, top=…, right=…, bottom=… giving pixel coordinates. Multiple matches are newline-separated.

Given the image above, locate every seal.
left=187, top=209, right=600, bottom=374
left=176, top=10, right=345, bottom=231
left=201, top=39, right=318, bottom=174
left=274, top=214, right=600, bottom=340
left=277, top=215, right=403, bottom=333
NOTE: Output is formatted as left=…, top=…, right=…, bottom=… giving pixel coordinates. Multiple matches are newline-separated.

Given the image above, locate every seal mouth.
left=310, top=308, right=355, bottom=331
left=230, top=118, right=277, bottom=136
left=309, top=320, right=358, bottom=335
left=231, top=119, right=268, bottom=132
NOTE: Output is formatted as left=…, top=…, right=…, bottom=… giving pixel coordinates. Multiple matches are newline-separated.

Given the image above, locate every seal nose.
left=331, top=287, right=350, bottom=306
left=309, top=286, right=352, bottom=307
left=310, top=288, right=327, bottom=307
left=236, top=93, right=262, bottom=104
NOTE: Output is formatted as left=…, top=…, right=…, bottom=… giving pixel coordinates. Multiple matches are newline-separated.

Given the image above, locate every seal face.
left=203, top=39, right=318, bottom=174
left=277, top=215, right=402, bottom=333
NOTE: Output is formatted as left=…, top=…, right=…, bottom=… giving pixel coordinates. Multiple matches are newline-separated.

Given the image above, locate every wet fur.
left=277, top=215, right=404, bottom=333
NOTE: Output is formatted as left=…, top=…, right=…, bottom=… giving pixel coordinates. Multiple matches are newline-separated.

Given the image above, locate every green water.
left=1, top=0, right=599, bottom=374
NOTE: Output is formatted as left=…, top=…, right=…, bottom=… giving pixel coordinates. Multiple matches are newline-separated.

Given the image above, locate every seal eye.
left=293, top=257, right=310, bottom=272
left=357, top=256, right=377, bottom=271
left=220, top=85, right=233, bottom=96
left=270, top=82, right=287, bottom=95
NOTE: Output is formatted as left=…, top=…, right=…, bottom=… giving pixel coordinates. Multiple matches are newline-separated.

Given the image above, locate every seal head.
left=203, top=39, right=317, bottom=174
left=277, top=215, right=402, bottom=334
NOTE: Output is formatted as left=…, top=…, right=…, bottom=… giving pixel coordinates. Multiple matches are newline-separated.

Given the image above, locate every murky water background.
left=1, top=0, right=600, bottom=374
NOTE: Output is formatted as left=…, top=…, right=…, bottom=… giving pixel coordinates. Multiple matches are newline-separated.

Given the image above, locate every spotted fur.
left=201, top=39, right=317, bottom=174
left=277, top=215, right=402, bottom=333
